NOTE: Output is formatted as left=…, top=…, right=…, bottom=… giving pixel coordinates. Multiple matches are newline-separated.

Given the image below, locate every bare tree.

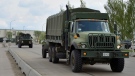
left=60, top=5, right=64, bottom=12
left=67, top=1, right=74, bottom=9
left=80, top=0, right=86, bottom=8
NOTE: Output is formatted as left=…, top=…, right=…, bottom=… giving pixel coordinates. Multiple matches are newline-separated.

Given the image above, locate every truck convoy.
left=42, top=5, right=129, bottom=72
left=17, top=33, right=33, bottom=48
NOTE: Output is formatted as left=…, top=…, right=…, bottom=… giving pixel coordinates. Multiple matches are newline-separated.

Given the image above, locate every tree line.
left=105, top=0, right=135, bottom=40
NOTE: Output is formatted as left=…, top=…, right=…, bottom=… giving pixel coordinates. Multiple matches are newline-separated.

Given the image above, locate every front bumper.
left=81, top=50, right=129, bottom=58
left=21, top=40, right=32, bottom=45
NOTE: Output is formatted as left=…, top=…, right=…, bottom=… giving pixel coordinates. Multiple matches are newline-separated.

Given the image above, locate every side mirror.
left=65, top=21, right=73, bottom=32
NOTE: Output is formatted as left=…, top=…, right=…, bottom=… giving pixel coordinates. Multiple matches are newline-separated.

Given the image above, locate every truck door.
left=69, top=22, right=76, bottom=45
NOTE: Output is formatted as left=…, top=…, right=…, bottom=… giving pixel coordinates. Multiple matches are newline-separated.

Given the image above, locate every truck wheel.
left=110, top=58, right=124, bottom=72
left=70, top=50, right=82, bottom=72
left=29, top=44, right=33, bottom=48
left=18, top=43, right=21, bottom=48
left=42, top=49, right=46, bottom=58
left=48, top=47, right=52, bottom=62
left=52, top=47, right=59, bottom=63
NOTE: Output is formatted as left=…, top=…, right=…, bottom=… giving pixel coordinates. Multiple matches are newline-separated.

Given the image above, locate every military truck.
left=18, top=33, right=33, bottom=48
left=15, top=36, right=19, bottom=45
left=42, top=5, right=129, bottom=72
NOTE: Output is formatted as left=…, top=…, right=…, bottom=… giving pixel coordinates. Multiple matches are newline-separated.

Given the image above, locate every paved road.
left=10, top=44, right=135, bottom=76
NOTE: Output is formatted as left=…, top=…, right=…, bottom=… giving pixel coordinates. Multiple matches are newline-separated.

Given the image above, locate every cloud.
left=0, top=0, right=109, bottom=31
left=0, top=19, right=8, bottom=28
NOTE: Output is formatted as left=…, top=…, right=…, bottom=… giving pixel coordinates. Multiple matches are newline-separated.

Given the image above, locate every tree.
left=17, top=32, right=22, bottom=36
left=6, top=31, right=12, bottom=39
left=104, top=0, right=126, bottom=40
left=60, top=5, right=64, bottom=12
left=39, top=32, right=46, bottom=43
left=67, top=1, right=74, bottom=9
left=105, top=0, right=135, bottom=40
left=125, top=0, right=135, bottom=40
left=80, top=0, right=86, bottom=8
left=34, top=31, right=41, bottom=43
left=59, top=1, right=74, bottom=12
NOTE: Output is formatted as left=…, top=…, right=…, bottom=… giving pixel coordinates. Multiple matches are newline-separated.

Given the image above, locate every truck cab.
left=18, top=33, right=33, bottom=48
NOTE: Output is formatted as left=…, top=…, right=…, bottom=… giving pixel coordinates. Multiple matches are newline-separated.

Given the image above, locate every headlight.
left=117, top=45, right=120, bottom=49
left=29, top=41, right=31, bottom=44
left=81, top=44, right=86, bottom=48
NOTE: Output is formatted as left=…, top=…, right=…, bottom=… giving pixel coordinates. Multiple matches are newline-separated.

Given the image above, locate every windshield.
left=22, top=36, right=31, bottom=39
left=20, top=34, right=32, bottom=39
left=76, top=20, right=110, bottom=32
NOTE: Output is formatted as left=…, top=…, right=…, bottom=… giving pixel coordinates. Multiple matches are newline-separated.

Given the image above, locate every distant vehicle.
left=121, top=40, right=131, bottom=49
left=15, top=36, right=19, bottom=45
left=0, top=37, right=3, bottom=42
left=0, top=37, right=10, bottom=42
left=17, top=33, right=33, bottom=48
left=130, top=44, right=135, bottom=50
left=130, top=40, right=135, bottom=50
left=42, top=5, right=129, bottom=72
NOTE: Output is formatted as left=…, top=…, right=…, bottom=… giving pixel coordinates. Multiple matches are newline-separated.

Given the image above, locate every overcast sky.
left=0, top=0, right=109, bottom=31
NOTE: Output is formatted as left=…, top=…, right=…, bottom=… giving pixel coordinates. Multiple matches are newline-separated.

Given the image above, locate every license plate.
left=103, top=53, right=109, bottom=56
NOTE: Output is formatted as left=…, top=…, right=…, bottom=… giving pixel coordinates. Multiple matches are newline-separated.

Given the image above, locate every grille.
left=89, top=35, right=115, bottom=48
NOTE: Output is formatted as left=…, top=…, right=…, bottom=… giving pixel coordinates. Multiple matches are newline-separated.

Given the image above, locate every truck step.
left=56, top=53, right=66, bottom=59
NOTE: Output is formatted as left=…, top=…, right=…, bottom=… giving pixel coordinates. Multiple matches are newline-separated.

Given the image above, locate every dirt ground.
left=6, top=51, right=25, bottom=76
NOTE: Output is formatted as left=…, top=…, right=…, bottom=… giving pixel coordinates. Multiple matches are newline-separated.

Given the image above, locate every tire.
left=42, top=49, right=46, bottom=58
left=48, top=47, right=52, bottom=62
left=110, top=58, right=124, bottom=72
left=70, top=50, right=82, bottom=72
left=29, top=44, right=33, bottom=48
left=52, top=47, right=59, bottom=63
left=18, top=43, right=21, bottom=48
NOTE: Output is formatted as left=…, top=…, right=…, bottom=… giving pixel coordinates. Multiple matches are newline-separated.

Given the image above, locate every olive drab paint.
left=42, top=6, right=129, bottom=72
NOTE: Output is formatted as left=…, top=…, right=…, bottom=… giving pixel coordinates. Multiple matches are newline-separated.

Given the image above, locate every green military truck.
left=42, top=5, right=129, bottom=72
left=18, top=33, right=33, bottom=48
left=15, top=36, right=19, bottom=45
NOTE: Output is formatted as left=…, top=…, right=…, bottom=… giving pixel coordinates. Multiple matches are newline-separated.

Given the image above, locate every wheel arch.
left=42, top=41, right=49, bottom=50
left=70, top=42, right=79, bottom=54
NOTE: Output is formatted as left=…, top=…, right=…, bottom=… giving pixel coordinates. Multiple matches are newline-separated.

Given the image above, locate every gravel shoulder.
left=6, top=51, right=25, bottom=76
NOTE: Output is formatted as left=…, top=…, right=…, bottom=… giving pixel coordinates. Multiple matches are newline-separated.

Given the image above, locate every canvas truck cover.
left=46, top=8, right=108, bottom=43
